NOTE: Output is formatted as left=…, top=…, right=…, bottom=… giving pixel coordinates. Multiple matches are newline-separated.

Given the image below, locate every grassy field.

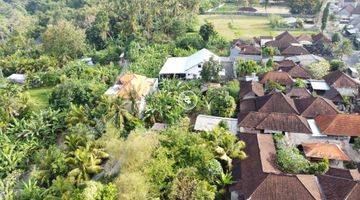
left=215, top=3, right=289, bottom=14
left=28, top=87, right=53, bottom=110
left=199, top=15, right=316, bottom=41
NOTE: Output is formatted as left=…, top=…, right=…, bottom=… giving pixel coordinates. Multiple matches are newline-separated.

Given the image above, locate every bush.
left=330, top=60, right=346, bottom=71
left=308, top=61, right=330, bottom=79
left=268, top=14, right=287, bottom=28
left=49, top=79, right=107, bottom=110
left=176, top=33, right=205, bottom=50
left=354, top=137, right=360, bottom=150
left=207, top=88, right=236, bottom=117
left=274, top=133, right=329, bottom=174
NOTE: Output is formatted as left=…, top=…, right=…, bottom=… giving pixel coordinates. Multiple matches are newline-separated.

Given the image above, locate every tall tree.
left=42, top=20, right=86, bottom=62
left=321, top=3, right=330, bottom=31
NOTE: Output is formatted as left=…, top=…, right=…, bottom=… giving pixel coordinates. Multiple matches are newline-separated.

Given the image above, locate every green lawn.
left=27, top=87, right=53, bottom=110
left=199, top=15, right=316, bottom=41
left=214, top=3, right=290, bottom=14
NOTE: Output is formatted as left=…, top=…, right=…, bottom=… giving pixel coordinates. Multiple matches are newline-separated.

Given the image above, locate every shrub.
left=176, top=33, right=205, bottom=50
left=308, top=61, right=330, bottom=79
left=330, top=60, right=346, bottom=71
left=354, top=137, right=360, bottom=150
left=207, top=88, right=236, bottom=117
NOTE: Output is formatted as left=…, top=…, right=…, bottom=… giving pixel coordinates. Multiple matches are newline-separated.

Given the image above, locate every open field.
left=28, top=87, right=53, bottom=110
left=214, top=3, right=289, bottom=14
left=199, top=15, right=316, bottom=41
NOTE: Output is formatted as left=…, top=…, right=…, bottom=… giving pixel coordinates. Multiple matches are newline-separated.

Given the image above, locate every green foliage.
left=235, top=59, right=262, bottom=77
left=199, top=22, right=217, bottom=42
left=321, top=3, right=330, bottom=31
left=169, top=168, right=216, bottom=200
left=262, top=47, right=279, bottom=58
left=333, top=39, right=353, bottom=59
left=0, top=55, right=59, bottom=77
left=330, top=60, right=346, bottom=71
left=294, top=78, right=307, bottom=88
left=267, top=80, right=285, bottom=92
left=308, top=61, right=330, bottom=79
left=286, top=0, right=322, bottom=15
left=32, top=146, right=69, bottom=187
left=274, top=133, right=329, bottom=174
left=86, top=11, right=110, bottom=50
left=223, top=80, right=240, bottom=102
left=268, top=14, right=286, bottom=28
left=354, top=137, right=360, bottom=150
left=43, top=20, right=86, bottom=62
left=176, top=33, right=205, bottom=50
left=0, top=81, right=32, bottom=130
left=332, top=32, right=341, bottom=43
left=201, top=57, right=222, bottom=82
left=207, top=88, right=236, bottom=117
left=49, top=79, right=107, bottom=110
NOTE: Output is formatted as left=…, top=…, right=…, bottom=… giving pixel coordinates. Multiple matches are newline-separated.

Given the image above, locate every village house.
left=239, top=80, right=264, bottom=100
left=301, top=143, right=351, bottom=167
left=194, top=114, right=238, bottom=134
left=286, top=87, right=312, bottom=99
left=229, top=133, right=360, bottom=200
left=159, top=48, right=235, bottom=80
left=259, top=71, right=294, bottom=88
left=105, top=73, right=158, bottom=113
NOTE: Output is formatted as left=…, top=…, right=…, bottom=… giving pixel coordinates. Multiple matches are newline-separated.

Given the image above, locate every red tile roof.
left=286, top=88, right=312, bottom=99
left=231, top=133, right=321, bottom=200
left=294, top=96, right=341, bottom=118
left=276, top=60, right=297, bottom=68
left=323, top=70, right=359, bottom=90
left=259, top=71, right=294, bottom=86
left=238, top=112, right=312, bottom=134
left=280, top=65, right=312, bottom=79
left=315, top=114, right=360, bottom=136
left=302, top=143, right=350, bottom=161
left=312, top=33, right=332, bottom=44
left=239, top=81, right=264, bottom=98
left=297, top=34, right=313, bottom=42
left=266, top=31, right=299, bottom=51
left=239, top=45, right=262, bottom=55
left=281, top=45, right=310, bottom=56
left=240, top=92, right=300, bottom=114
left=318, top=175, right=359, bottom=200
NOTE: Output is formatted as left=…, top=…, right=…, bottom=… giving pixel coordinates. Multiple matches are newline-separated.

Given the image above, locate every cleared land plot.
left=199, top=15, right=316, bottom=41
left=214, top=3, right=290, bottom=14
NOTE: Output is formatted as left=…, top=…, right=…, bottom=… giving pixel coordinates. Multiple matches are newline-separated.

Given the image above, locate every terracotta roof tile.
left=302, top=143, right=350, bottom=161
left=315, top=114, right=360, bottom=136
left=323, top=70, right=359, bottom=90
left=239, top=45, right=262, bottom=55
left=239, top=81, right=264, bottom=98
left=286, top=88, right=312, bottom=99
left=240, top=92, right=299, bottom=114
left=297, top=34, right=313, bottom=42
left=266, top=31, right=299, bottom=51
left=259, top=71, right=294, bottom=86
left=323, top=87, right=344, bottom=103
left=285, top=65, right=312, bottom=79
left=326, top=168, right=358, bottom=180
left=116, top=73, right=156, bottom=100
left=256, top=112, right=312, bottom=134
left=318, top=175, right=358, bottom=200
left=294, top=96, right=340, bottom=118
left=231, top=133, right=319, bottom=200
left=282, top=45, right=310, bottom=56
left=312, top=33, right=331, bottom=44
left=276, top=60, right=297, bottom=68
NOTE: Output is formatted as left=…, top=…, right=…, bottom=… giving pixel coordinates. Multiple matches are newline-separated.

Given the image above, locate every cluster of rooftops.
left=100, top=30, right=360, bottom=199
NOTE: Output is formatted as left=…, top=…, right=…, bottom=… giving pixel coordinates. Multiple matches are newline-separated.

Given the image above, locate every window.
left=198, top=64, right=201, bottom=68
